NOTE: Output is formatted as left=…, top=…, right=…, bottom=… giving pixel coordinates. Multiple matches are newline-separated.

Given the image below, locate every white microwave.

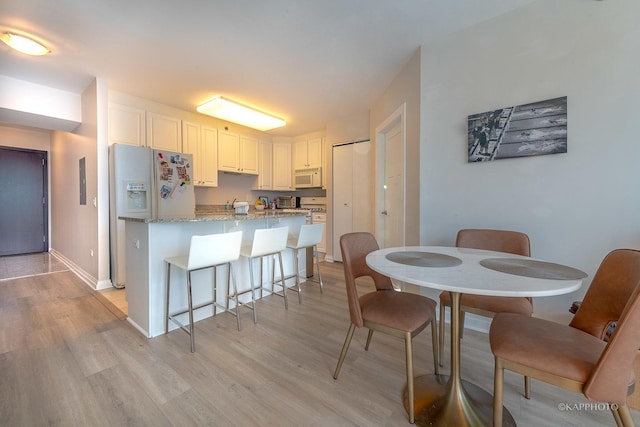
left=294, top=167, right=322, bottom=188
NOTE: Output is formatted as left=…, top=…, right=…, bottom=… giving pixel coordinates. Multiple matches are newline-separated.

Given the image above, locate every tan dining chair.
left=438, top=229, right=533, bottom=393
left=490, top=248, right=640, bottom=427
left=333, top=232, right=439, bottom=424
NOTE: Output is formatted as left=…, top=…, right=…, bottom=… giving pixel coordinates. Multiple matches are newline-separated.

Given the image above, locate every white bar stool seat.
left=237, top=226, right=290, bottom=320
left=164, top=230, right=242, bottom=352
left=285, top=223, right=325, bottom=302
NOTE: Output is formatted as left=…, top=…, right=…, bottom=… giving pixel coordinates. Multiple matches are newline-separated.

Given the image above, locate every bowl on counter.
left=255, top=204, right=265, bottom=211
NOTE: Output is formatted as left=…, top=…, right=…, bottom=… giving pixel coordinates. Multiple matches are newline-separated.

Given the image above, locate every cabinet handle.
left=381, top=210, right=388, bottom=215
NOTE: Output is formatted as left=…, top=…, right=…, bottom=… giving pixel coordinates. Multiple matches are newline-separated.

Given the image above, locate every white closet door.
left=332, top=143, right=353, bottom=262
left=331, top=140, right=371, bottom=262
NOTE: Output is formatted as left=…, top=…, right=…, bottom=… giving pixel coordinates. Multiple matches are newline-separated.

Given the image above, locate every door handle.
left=381, top=210, right=388, bottom=215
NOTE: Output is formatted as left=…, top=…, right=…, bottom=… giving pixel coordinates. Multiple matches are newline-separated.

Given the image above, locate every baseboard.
left=49, top=249, right=99, bottom=290
left=127, top=317, right=150, bottom=338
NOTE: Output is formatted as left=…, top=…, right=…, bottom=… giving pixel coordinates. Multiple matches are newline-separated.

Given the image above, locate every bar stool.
left=164, top=230, right=243, bottom=352
left=237, top=226, right=290, bottom=319
left=285, top=223, right=325, bottom=302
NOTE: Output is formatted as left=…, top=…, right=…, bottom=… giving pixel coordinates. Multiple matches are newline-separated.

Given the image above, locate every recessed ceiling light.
left=0, top=32, right=50, bottom=56
left=197, top=96, right=286, bottom=131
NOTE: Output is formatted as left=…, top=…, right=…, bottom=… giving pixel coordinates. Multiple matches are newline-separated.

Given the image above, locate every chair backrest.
left=583, top=251, right=640, bottom=403
left=456, top=228, right=531, bottom=256
left=570, top=249, right=640, bottom=339
left=340, top=232, right=394, bottom=327
left=296, top=223, right=324, bottom=248
left=249, top=226, right=289, bottom=257
left=187, top=230, right=243, bottom=270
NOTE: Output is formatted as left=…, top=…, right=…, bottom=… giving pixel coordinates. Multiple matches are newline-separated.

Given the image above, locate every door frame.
left=374, top=103, right=406, bottom=248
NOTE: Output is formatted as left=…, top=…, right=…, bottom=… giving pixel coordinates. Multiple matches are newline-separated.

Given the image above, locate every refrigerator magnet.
left=160, top=184, right=171, bottom=199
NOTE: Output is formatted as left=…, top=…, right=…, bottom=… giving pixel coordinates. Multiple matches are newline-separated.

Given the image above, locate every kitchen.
left=107, top=91, right=333, bottom=329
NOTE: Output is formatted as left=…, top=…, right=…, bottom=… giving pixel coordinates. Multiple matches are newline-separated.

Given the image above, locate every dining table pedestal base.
left=405, top=374, right=516, bottom=426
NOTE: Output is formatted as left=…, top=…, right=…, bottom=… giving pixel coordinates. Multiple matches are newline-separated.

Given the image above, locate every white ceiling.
left=0, top=0, right=535, bottom=136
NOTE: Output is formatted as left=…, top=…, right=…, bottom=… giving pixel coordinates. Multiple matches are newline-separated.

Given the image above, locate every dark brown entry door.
left=0, top=147, right=48, bottom=256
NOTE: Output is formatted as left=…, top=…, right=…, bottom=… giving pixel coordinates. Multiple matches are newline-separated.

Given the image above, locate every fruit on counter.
left=255, top=198, right=263, bottom=205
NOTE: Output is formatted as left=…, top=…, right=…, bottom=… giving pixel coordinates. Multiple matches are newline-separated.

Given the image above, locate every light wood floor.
left=0, top=259, right=637, bottom=426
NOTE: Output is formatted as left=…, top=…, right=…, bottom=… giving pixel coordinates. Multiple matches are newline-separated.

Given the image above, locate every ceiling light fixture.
left=0, top=32, right=50, bottom=56
left=197, top=95, right=286, bottom=131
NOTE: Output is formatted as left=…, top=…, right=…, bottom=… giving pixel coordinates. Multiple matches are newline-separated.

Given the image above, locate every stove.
left=299, top=196, right=326, bottom=212
left=281, top=208, right=311, bottom=215
left=281, top=197, right=326, bottom=217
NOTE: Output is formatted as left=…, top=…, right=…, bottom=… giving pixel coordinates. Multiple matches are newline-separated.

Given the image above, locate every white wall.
left=50, top=79, right=102, bottom=288
left=420, top=0, right=640, bottom=324
left=0, top=124, right=51, bottom=150
left=0, top=75, right=81, bottom=131
left=371, top=49, right=421, bottom=246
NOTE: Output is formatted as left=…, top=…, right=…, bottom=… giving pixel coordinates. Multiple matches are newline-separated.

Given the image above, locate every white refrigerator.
left=109, top=143, right=195, bottom=288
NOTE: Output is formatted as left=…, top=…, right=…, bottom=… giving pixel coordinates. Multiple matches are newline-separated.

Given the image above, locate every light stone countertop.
left=119, top=211, right=307, bottom=223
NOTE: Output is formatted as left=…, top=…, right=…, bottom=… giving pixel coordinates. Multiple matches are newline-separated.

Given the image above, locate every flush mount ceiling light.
left=0, top=32, right=50, bottom=56
left=197, top=95, right=286, bottom=131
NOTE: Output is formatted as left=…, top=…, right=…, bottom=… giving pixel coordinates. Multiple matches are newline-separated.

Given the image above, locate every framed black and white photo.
left=467, top=96, right=567, bottom=162
left=259, top=196, right=268, bottom=206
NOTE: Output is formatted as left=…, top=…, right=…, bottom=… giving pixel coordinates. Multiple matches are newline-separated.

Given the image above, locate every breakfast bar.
left=120, top=211, right=307, bottom=337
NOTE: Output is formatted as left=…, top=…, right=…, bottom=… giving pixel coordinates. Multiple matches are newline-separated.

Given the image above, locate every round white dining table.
left=366, top=246, right=587, bottom=427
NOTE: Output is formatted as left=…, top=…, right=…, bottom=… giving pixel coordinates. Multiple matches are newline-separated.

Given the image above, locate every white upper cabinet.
left=147, top=112, right=181, bottom=151
left=200, top=126, right=219, bottom=187
left=273, top=142, right=293, bottom=191
left=108, top=103, right=146, bottom=146
left=239, top=135, right=259, bottom=175
left=294, top=137, right=323, bottom=169
left=218, top=130, right=240, bottom=172
left=257, top=140, right=273, bottom=190
left=218, top=130, right=259, bottom=175
left=183, top=121, right=218, bottom=187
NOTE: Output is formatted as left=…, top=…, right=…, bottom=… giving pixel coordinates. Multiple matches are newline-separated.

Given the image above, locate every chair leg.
left=493, top=357, right=504, bottom=427
left=439, top=302, right=446, bottom=367
left=277, top=252, right=289, bottom=309
left=187, top=271, right=195, bottom=353
left=270, top=254, right=275, bottom=294
left=334, top=323, right=356, bottom=379
left=405, top=332, right=415, bottom=424
left=248, top=258, right=258, bottom=324
left=165, top=262, right=171, bottom=334
left=615, top=403, right=634, bottom=427
left=524, top=375, right=531, bottom=399
left=212, top=265, right=218, bottom=316
left=613, top=405, right=623, bottom=427
left=293, top=248, right=302, bottom=303
left=229, top=262, right=241, bottom=331
left=314, top=245, right=324, bottom=293
left=365, top=329, right=374, bottom=350
left=431, top=320, right=439, bottom=375
left=258, top=256, right=264, bottom=299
